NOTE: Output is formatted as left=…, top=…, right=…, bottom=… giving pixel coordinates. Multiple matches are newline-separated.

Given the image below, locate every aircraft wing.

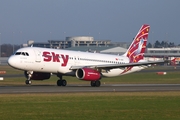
left=70, top=60, right=165, bottom=70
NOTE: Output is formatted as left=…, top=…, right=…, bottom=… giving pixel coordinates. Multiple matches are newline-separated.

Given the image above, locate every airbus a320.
left=8, top=24, right=164, bottom=87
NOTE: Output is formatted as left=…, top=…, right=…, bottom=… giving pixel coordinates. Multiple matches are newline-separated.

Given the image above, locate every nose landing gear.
left=25, top=71, right=33, bottom=85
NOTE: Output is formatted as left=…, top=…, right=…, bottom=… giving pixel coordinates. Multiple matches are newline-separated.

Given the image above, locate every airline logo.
left=43, top=51, right=69, bottom=66
left=126, top=25, right=149, bottom=63
left=135, top=38, right=144, bottom=55
left=121, top=24, right=150, bottom=74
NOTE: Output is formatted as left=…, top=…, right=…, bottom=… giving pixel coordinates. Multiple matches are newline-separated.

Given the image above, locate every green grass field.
left=0, top=92, right=180, bottom=120
left=0, top=65, right=180, bottom=120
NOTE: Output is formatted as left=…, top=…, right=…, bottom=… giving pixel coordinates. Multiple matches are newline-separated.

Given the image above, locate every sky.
left=0, top=0, right=180, bottom=45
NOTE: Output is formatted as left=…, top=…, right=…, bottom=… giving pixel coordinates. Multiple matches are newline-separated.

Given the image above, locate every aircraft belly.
left=102, top=66, right=146, bottom=77
left=102, top=68, right=123, bottom=77
left=57, top=65, right=73, bottom=74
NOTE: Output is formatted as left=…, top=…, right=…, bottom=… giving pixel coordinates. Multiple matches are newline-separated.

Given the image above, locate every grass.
left=0, top=65, right=22, bottom=74
left=0, top=92, right=180, bottom=120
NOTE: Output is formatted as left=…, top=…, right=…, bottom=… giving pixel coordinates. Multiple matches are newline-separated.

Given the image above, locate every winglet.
left=123, top=24, right=150, bottom=63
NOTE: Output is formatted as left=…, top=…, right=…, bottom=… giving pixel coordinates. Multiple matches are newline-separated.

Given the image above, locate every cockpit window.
left=22, top=52, right=25, bottom=56
left=15, top=52, right=21, bottom=55
left=15, top=52, right=29, bottom=56
left=25, top=53, right=29, bottom=56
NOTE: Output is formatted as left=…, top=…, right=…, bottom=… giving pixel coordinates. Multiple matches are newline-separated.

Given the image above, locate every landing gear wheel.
left=57, top=79, right=67, bottom=86
left=25, top=80, right=31, bottom=85
left=95, top=80, right=101, bottom=87
left=91, top=81, right=96, bottom=87
left=91, top=81, right=101, bottom=87
left=62, top=80, right=67, bottom=86
left=56, top=74, right=67, bottom=87
left=57, top=80, right=62, bottom=86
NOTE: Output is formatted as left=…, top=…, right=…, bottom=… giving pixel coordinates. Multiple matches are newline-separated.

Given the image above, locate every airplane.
left=8, top=24, right=164, bottom=87
left=170, top=58, right=177, bottom=65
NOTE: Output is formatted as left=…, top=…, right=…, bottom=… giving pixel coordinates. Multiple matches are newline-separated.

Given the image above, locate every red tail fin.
left=124, top=24, right=150, bottom=63
left=171, top=58, right=177, bottom=65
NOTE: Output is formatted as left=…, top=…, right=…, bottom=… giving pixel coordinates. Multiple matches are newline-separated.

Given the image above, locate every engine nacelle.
left=76, top=68, right=101, bottom=81
left=24, top=71, right=51, bottom=80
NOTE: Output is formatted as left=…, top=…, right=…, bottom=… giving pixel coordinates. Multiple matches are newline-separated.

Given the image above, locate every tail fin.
left=171, top=58, right=177, bottom=66
left=123, top=24, right=150, bottom=63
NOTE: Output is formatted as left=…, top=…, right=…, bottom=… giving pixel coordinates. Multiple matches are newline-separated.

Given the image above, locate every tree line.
left=147, top=41, right=178, bottom=48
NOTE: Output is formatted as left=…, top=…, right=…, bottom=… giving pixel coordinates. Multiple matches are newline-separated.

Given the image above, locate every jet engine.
left=75, top=68, right=101, bottom=81
left=24, top=71, right=51, bottom=80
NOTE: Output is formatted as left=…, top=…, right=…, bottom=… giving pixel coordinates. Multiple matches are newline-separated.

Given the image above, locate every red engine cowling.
left=24, top=71, right=51, bottom=80
left=76, top=68, right=101, bottom=81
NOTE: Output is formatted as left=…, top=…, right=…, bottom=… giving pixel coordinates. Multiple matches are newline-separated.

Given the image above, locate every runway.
left=0, top=66, right=180, bottom=94
left=0, top=84, right=180, bottom=94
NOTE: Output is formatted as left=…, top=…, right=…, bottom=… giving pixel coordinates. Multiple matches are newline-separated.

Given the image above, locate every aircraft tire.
left=91, top=81, right=101, bottom=87
left=62, top=80, right=67, bottom=86
left=95, top=81, right=101, bottom=87
left=91, top=81, right=96, bottom=87
left=57, top=80, right=62, bottom=86
left=25, top=80, right=31, bottom=85
left=25, top=80, right=29, bottom=84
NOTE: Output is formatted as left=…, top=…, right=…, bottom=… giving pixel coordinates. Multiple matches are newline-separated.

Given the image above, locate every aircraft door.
left=34, top=50, right=41, bottom=62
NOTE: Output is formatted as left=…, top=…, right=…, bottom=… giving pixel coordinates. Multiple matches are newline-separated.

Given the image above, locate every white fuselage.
left=8, top=47, right=146, bottom=77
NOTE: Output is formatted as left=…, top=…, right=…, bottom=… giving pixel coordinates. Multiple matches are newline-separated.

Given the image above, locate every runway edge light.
left=0, top=77, right=4, bottom=80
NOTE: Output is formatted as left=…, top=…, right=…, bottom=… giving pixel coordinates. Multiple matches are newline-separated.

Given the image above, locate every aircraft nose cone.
left=8, top=56, right=17, bottom=68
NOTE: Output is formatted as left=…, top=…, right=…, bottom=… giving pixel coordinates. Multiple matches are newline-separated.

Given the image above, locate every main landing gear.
left=57, top=79, right=67, bottom=86
left=91, top=81, right=101, bottom=87
left=57, top=74, right=67, bottom=86
left=56, top=74, right=101, bottom=87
